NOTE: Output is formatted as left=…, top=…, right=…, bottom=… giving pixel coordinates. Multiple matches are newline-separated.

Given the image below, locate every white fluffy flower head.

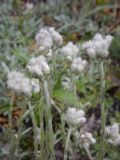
left=110, top=135, right=120, bottom=146
left=35, top=27, right=63, bottom=51
left=7, top=71, right=32, bottom=96
left=82, top=33, right=113, bottom=58
left=66, top=107, right=86, bottom=126
left=48, top=27, right=63, bottom=46
left=80, top=132, right=96, bottom=148
left=105, top=123, right=120, bottom=146
left=61, top=42, right=79, bottom=61
left=46, top=49, right=53, bottom=57
left=35, top=28, right=53, bottom=51
left=71, top=57, right=87, bottom=73
left=27, top=55, right=50, bottom=76
left=105, top=123, right=119, bottom=138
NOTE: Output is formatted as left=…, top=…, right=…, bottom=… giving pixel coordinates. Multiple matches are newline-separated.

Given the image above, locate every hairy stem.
left=89, top=58, right=94, bottom=83
left=71, top=72, right=77, bottom=105
left=28, top=101, right=38, bottom=160
left=99, top=60, right=106, bottom=160
left=39, top=97, right=45, bottom=159
left=9, top=92, right=14, bottom=133
left=8, top=92, right=15, bottom=160
left=64, top=128, right=72, bottom=160
left=15, top=121, right=22, bottom=157
left=84, top=145, right=94, bottom=160
left=43, top=79, right=55, bottom=159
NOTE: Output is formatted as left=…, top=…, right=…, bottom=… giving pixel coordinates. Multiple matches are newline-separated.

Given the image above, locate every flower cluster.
left=74, top=131, right=96, bottom=148
left=35, top=27, right=63, bottom=51
left=79, top=132, right=96, bottom=148
left=105, top=123, right=120, bottom=146
left=48, top=27, right=63, bottom=46
left=61, top=42, right=87, bottom=74
left=65, top=107, right=86, bottom=126
left=35, top=28, right=53, bottom=51
left=27, top=55, right=50, bottom=76
left=7, top=71, right=32, bottom=96
left=7, top=72, right=41, bottom=96
left=82, top=33, right=113, bottom=58
left=71, top=57, right=87, bottom=73
left=61, top=42, right=79, bottom=61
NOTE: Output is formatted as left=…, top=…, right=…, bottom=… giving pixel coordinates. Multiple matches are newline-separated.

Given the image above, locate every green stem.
left=43, top=79, right=55, bottom=159
left=15, top=121, right=22, bottom=157
left=52, top=50, right=56, bottom=71
left=89, top=58, right=94, bottom=83
left=28, top=101, right=38, bottom=160
left=9, top=92, right=15, bottom=135
left=8, top=92, right=15, bottom=160
left=64, top=128, right=72, bottom=160
left=99, top=60, right=106, bottom=160
left=39, top=97, right=45, bottom=159
left=15, top=101, right=28, bottom=157
left=51, top=48, right=57, bottom=78
left=71, top=72, right=77, bottom=105
left=84, top=145, right=94, bottom=160
left=15, top=103, right=36, bottom=158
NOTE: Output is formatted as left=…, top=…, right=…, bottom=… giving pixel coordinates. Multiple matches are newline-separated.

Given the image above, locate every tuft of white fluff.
left=65, top=107, right=86, bottom=126
left=82, top=33, right=113, bottom=58
left=48, top=27, right=63, bottom=46
left=35, top=28, right=53, bottom=51
left=105, top=123, right=119, bottom=138
left=35, top=27, right=63, bottom=51
left=71, top=57, right=87, bottom=73
left=46, top=49, right=53, bottom=57
left=26, top=55, right=50, bottom=76
left=61, top=42, right=79, bottom=61
left=110, top=135, right=120, bottom=146
left=80, top=132, right=96, bottom=148
left=105, top=123, right=120, bottom=146
left=92, top=33, right=103, bottom=41
left=107, top=134, right=120, bottom=147
left=7, top=71, right=32, bottom=96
